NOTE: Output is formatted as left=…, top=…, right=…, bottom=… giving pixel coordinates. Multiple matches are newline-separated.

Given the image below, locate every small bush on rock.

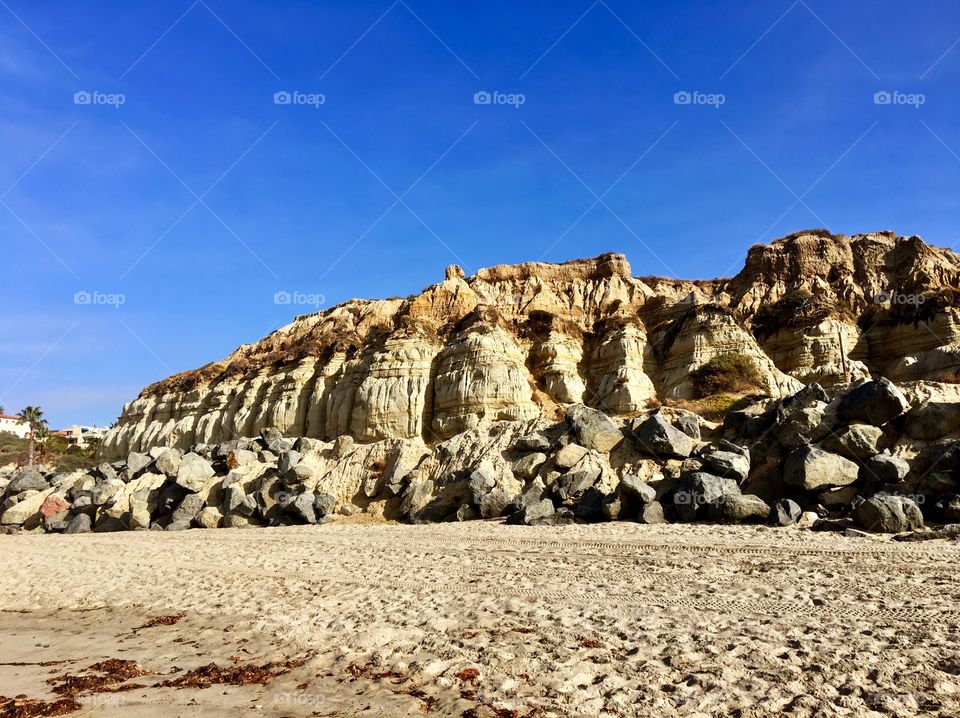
left=690, top=353, right=766, bottom=399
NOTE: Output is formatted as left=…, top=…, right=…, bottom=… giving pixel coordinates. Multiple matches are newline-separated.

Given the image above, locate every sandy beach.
left=2, top=522, right=959, bottom=717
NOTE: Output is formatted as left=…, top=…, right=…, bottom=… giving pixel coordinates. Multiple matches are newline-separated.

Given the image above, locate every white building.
left=59, top=425, right=108, bottom=448
left=0, top=414, right=30, bottom=440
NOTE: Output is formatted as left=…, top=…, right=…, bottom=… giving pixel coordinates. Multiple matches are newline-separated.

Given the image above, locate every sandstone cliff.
left=100, top=230, right=960, bottom=459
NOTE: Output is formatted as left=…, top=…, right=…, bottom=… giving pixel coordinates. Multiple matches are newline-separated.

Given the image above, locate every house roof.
left=0, top=414, right=22, bottom=421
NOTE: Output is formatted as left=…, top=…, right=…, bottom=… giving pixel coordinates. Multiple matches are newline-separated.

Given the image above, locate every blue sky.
left=2, top=0, right=960, bottom=428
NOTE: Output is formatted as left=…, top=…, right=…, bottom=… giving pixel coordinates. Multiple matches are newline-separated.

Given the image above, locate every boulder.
left=166, top=520, right=192, bottom=531
left=175, top=453, right=215, bottom=493
left=771, top=498, right=802, bottom=526
left=572, top=488, right=607, bottom=522
left=630, top=414, right=695, bottom=458
left=513, top=433, right=550, bottom=452
left=468, top=468, right=496, bottom=501
left=904, top=401, right=960, bottom=441
left=519, top=498, right=556, bottom=525
left=154, top=449, right=183, bottom=477
left=277, top=450, right=303, bottom=475
left=837, top=378, right=909, bottom=426
left=479, top=489, right=512, bottom=519
left=554, top=465, right=601, bottom=501
left=619, top=474, right=656, bottom=504
left=718, top=494, right=770, bottom=523
left=673, top=473, right=740, bottom=522
left=1, top=488, right=53, bottom=526
left=853, top=495, right=924, bottom=533
left=783, top=447, right=859, bottom=491
left=817, top=485, right=859, bottom=507
left=93, top=516, right=127, bottom=532
left=6, top=469, right=48, bottom=494
left=933, top=494, right=960, bottom=522
left=864, top=454, right=910, bottom=484
left=226, top=449, right=259, bottom=470
left=554, top=443, right=588, bottom=470
left=566, top=404, right=623, bottom=452
left=673, top=414, right=701, bottom=440
left=171, top=493, right=205, bottom=523
left=289, top=492, right=318, bottom=523
left=126, top=452, right=153, bottom=474
left=773, top=384, right=832, bottom=450
left=638, top=501, right=667, bottom=524
left=513, top=452, right=546, bottom=480
left=195, top=506, right=223, bottom=529
left=64, top=513, right=92, bottom=534
left=40, top=493, right=70, bottom=519
left=821, top=424, right=884, bottom=461
left=90, top=478, right=125, bottom=506
left=314, top=493, right=337, bottom=518
left=96, top=462, right=118, bottom=483
left=699, top=450, right=750, bottom=483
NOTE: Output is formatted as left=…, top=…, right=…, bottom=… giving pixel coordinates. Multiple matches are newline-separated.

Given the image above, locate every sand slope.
left=1, top=522, right=959, bottom=717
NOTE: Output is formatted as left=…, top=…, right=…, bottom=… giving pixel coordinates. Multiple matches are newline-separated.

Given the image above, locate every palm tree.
left=17, top=406, right=44, bottom=467
left=34, top=423, right=51, bottom=460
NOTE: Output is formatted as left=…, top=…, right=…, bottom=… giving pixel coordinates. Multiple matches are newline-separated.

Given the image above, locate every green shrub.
left=690, top=353, right=767, bottom=398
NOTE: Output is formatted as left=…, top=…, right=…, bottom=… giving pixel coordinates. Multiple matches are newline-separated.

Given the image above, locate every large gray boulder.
left=717, top=494, right=770, bottom=523
left=64, top=513, right=92, bottom=534
left=629, top=414, right=694, bottom=459
left=513, top=452, right=546, bottom=480
left=638, top=501, right=667, bottom=524
left=673, top=472, right=740, bottom=522
left=171, top=493, right=205, bottom=523
left=773, top=384, right=832, bottom=450
left=619, top=474, right=657, bottom=504
left=771, top=498, right=802, bottom=526
left=821, top=424, right=884, bottom=460
left=175, top=453, right=215, bottom=493
left=6, top=469, right=48, bottom=495
left=864, top=454, right=910, bottom=484
left=513, top=433, right=551, bottom=452
left=554, top=465, right=601, bottom=501
left=699, top=450, right=750, bottom=483
left=837, top=378, right=909, bottom=426
left=289, top=491, right=317, bottom=523
left=853, top=495, right=924, bottom=533
left=126, top=452, right=153, bottom=474
left=553, top=443, right=588, bottom=470
left=905, top=401, right=960, bottom=441
left=154, top=449, right=183, bottom=477
left=783, top=447, right=859, bottom=491
left=566, top=404, right=623, bottom=452
left=479, top=489, right=512, bottom=519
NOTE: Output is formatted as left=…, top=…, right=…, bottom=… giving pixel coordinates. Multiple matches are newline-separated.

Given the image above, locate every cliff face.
left=100, top=230, right=960, bottom=459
